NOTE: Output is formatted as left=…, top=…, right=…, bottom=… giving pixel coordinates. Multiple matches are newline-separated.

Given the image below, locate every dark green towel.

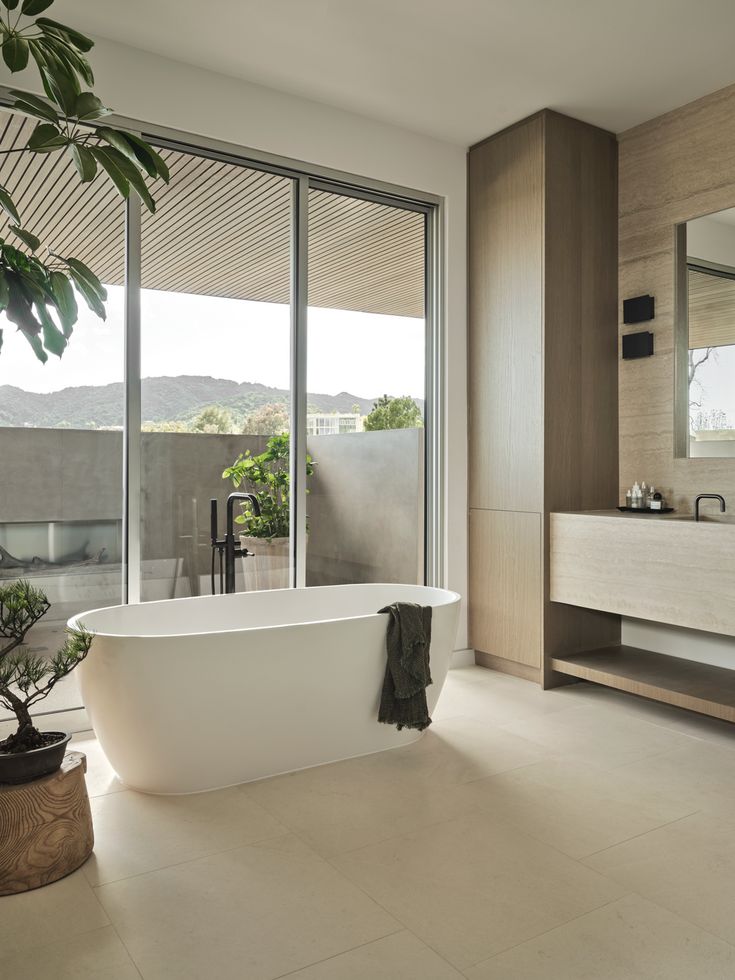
left=378, top=601, right=433, bottom=731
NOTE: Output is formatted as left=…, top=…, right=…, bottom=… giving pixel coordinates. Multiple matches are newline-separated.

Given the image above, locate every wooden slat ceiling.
left=0, top=109, right=424, bottom=319
left=689, top=268, right=735, bottom=349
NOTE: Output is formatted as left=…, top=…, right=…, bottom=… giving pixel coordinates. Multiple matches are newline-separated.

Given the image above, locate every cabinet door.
left=469, top=509, right=542, bottom=668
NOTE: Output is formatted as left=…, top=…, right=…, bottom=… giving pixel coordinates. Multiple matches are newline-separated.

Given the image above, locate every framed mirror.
left=675, top=208, right=735, bottom=458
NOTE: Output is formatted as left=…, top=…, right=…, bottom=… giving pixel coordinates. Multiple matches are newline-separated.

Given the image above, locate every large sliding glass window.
left=306, top=188, right=427, bottom=586
left=0, top=105, right=440, bottom=635
left=138, top=147, right=294, bottom=599
left=0, top=107, right=125, bottom=719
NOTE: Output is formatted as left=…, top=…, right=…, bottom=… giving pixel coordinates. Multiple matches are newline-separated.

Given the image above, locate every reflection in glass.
left=306, top=189, right=426, bottom=586
left=686, top=209, right=735, bottom=457
left=139, top=149, right=294, bottom=598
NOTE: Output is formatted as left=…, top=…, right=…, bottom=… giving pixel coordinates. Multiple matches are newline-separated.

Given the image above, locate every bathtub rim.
left=68, top=582, right=461, bottom=641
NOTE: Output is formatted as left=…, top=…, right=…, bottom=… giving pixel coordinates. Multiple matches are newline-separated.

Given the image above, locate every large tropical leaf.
left=21, top=0, right=55, bottom=16
left=49, top=271, right=78, bottom=335
left=97, top=127, right=170, bottom=182
left=0, top=186, right=20, bottom=225
left=27, top=121, right=67, bottom=152
left=0, top=269, right=9, bottom=312
left=36, top=17, right=94, bottom=53
left=43, top=35, right=94, bottom=88
left=8, top=89, right=60, bottom=123
left=2, top=35, right=30, bottom=72
left=74, top=92, right=110, bottom=121
left=64, top=259, right=107, bottom=319
left=28, top=40, right=79, bottom=114
left=90, top=145, right=155, bottom=212
left=10, top=227, right=41, bottom=252
left=70, top=143, right=97, bottom=182
left=34, top=301, right=67, bottom=356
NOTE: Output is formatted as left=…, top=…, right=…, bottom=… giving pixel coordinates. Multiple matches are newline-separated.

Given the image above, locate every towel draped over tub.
left=378, top=601, right=433, bottom=731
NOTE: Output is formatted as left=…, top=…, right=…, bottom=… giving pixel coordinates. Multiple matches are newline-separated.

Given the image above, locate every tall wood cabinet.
left=468, top=110, right=620, bottom=686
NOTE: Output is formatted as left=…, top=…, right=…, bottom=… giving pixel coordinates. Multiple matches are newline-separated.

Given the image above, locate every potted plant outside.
left=0, top=580, right=93, bottom=784
left=223, top=434, right=315, bottom=590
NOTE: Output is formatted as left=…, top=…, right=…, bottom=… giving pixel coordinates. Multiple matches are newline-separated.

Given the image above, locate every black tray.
left=617, top=506, right=675, bottom=514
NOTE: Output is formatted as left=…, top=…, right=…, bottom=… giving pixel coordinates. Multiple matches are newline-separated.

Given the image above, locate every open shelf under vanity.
left=549, top=511, right=735, bottom=722
left=551, top=645, right=735, bottom=723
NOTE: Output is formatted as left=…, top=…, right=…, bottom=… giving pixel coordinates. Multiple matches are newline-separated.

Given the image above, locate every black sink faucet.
left=694, top=494, right=726, bottom=522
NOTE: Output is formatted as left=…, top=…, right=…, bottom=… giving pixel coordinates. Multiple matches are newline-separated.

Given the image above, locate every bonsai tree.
left=0, top=579, right=92, bottom=754
left=223, top=433, right=315, bottom=540
left=0, top=0, right=169, bottom=362
left=364, top=394, right=423, bottom=430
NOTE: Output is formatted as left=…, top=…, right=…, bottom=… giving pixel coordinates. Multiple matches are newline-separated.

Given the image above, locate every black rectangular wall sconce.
left=623, top=294, right=655, bottom=324
left=622, top=331, right=654, bottom=359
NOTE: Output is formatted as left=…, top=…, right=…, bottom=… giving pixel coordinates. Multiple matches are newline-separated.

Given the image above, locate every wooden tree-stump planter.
left=0, top=752, right=93, bottom=896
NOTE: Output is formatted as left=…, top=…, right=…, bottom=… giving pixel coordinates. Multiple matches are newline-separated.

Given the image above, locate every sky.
left=0, top=286, right=426, bottom=402
left=690, top=344, right=735, bottom=427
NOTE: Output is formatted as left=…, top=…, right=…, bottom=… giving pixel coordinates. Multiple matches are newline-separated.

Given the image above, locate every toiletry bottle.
left=625, top=487, right=633, bottom=508
left=641, top=481, right=649, bottom=508
left=631, top=482, right=642, bottom=509
left=650, top=490, right=664, bottom=511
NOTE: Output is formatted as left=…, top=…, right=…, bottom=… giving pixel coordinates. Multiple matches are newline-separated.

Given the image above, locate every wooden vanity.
left=550, top=510, right=735, bottom=722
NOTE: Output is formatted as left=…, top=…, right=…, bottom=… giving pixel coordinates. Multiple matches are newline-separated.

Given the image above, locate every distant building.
left=306, top=413, right=364, bottom=435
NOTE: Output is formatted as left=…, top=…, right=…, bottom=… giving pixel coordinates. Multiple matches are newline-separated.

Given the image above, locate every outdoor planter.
left=240, top=535, right=297, bottom=591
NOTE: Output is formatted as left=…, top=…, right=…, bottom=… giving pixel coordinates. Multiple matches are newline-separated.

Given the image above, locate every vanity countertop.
left=557, top=509, right=735, bottom=525
left=550, top=510, right=735, bottom=636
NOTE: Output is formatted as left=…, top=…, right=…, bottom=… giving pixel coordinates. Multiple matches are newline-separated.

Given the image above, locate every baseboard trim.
left=475, top=650, right=541, bottom=684
left=450, top=648, right=476, bottom=668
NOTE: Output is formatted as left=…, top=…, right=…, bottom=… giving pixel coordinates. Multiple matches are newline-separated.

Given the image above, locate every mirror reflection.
left=682, top=209, right=735, bottom=457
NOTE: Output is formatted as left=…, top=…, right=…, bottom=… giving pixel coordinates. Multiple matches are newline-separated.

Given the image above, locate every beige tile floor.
left=3, top=665, right=735, bottom=979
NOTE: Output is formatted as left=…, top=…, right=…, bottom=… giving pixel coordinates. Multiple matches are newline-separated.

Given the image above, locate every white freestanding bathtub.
left=70, top=583, right=460, bottom=794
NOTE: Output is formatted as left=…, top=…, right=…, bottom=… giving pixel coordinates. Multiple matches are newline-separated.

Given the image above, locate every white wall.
left=687, top=212, right=735, bottom=267
left=0, top=38, right=469, bottom=648
left=622, top=618, right=735, bottom=670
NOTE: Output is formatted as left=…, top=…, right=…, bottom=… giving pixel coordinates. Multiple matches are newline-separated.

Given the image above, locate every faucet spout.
left=694, top=494, right=726, bottom=522
left=224, top=493, right=261, bottom=593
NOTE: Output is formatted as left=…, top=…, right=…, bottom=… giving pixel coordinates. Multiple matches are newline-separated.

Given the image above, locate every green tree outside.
left=363, top=395, right=423, bottom=431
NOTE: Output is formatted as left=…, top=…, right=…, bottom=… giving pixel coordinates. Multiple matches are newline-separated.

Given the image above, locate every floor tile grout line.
left=0, top=921, right=116, bottom=965
left=105, top=920, right=146, bottom=980
left=625, top=890, right=735, bottom=955
left=314, top=814, right=634, bottom=974
left=579, top=809, right=704, bottom=862
left=467, top=797, right=705, bottom=866
left=89, top=828, right=293, bottom=890
left=268, top=928, right=406, bottom=980
left=460, top=893, right=631, bottom=971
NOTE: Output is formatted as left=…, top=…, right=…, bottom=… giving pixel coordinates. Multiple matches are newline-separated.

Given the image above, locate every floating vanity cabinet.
left=468, top=110, right=620, bottom=685
left=550, top=511, right=735, bottom=721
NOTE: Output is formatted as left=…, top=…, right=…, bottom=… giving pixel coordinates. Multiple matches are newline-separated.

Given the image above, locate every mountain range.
left=0, top=376, right=385, bottom=429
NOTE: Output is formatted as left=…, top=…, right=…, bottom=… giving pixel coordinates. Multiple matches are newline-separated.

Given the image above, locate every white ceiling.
left=54, top=0, right=735, bottom=145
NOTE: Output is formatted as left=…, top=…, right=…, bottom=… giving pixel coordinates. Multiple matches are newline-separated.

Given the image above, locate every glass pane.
left=0, top=108, right=125, bottom=720
left=139, top=149, right=294, bottom=597
left=687, top=266, right=735, bottom=457
left=306, top=189, right=426, bottom=586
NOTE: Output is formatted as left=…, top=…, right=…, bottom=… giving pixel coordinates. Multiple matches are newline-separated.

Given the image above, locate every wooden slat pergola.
left=0, top=109, right=425, bottom=319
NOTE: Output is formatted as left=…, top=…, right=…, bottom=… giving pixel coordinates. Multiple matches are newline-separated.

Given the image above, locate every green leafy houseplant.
left=0, top=0, right=169, bottom=362
left=223, top=434, right=315, bottom=540
left=0, top=580, right=93, bottom=755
